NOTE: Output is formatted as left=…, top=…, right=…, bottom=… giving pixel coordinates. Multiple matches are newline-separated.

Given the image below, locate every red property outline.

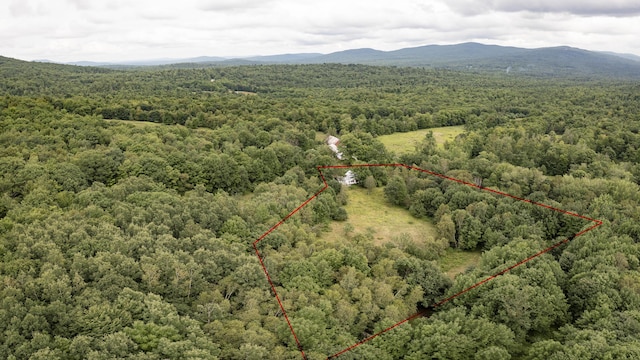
left=252, top=164, right=603, bottom=359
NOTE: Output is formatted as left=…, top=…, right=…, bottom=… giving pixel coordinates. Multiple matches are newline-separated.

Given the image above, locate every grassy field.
left=377, top=125, right=465, bottom=154
left=438, top=248, right=482, bottom=280
left=315, top=131, right=327, bottom=142
left=323, top=186, right=480, bottom=279
left=323, top=186, right=437, bottom=246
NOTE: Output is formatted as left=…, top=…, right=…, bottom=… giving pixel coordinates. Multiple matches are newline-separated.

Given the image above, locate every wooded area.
left=1, top=56, right=639, bottom=359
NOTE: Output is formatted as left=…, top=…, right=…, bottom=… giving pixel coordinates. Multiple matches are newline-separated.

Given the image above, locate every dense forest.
left=1, top=56, right=639, bottom=359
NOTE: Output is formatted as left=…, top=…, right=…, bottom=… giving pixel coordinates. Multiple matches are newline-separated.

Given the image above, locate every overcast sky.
left=2, top=0, right=640, bottom=62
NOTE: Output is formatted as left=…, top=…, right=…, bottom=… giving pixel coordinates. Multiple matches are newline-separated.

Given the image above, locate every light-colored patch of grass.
left=238, top=193, right=254, bottom=201
left=432, top=125, right=465, bottom=146
left=316, top=132, right=327, bottom=142
left=377, top=125, right=465, bottom=154
left=233, top=90, right=257, bottom=95
left=438, top=248, right=482, bottom=280
left=323, top=187, right=437, bottom=246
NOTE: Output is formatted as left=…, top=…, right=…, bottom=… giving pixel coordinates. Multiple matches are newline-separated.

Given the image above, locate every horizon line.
left=12, top=41, right=639, bottom=65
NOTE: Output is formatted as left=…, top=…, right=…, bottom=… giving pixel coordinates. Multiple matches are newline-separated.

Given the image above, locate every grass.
left=233, top=90, right=257, bottom=95
left=377, top=125, right=465, bottom=154
left=323, top=186, right=437, bottom=246
left=323, top=186, right=480, bottom=280
left=315, top=131, right=327, bottom=142
left=438, top=248, right=482, bottom=280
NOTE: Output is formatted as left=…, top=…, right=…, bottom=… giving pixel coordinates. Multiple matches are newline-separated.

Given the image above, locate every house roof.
left=326, top=135, right=340, bottom=145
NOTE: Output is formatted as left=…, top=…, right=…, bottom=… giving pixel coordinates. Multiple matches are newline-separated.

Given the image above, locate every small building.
left=326, top=135, right=339, bottom=146
left=339, top=170, right=357, bottom=186
left=326, top=135, right=344, bottom=160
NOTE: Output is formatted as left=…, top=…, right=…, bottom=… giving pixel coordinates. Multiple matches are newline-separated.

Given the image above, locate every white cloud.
left=447, top=0, right=640, bottom=17
left=67, top=0, right=92, bottom=10
left=197, top=0, right=276, bottom=12
left=0, top=0, right=638, bottom=62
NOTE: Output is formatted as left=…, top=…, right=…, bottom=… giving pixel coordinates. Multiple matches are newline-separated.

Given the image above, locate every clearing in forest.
left=315, top=131, right=327, bottom=142
left=438, top=248, right=482, bottom=280
left=377, top=125, right=465, bottom=154
left=323, top=186, right=478, bottom=280
left=323, top=186, right=437, bottom=247
left=253, top=164, right=602, bottom=360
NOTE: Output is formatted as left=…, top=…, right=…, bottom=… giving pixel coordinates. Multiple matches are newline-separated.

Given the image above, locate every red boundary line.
left=253, top=164, right=603, bottom=359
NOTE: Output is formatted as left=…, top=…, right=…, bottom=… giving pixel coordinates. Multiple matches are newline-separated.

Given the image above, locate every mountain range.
left=28, top=42, right=640, bottom=78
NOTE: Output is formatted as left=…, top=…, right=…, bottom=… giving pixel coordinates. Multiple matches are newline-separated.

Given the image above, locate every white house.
left=326, top=135, right=344, bottom=160
left=326, top=135, right=340, bottom=146
left=339, top=170, right=357, bottom=186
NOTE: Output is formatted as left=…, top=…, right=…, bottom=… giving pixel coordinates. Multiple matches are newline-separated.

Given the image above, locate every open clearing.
left=438, top=248, right=482, bottom=280
left=323, top=186, right=438, bottom=246
left=323, top=185, right=481, bottom=280
left=377, top=125, right=465, bottom=154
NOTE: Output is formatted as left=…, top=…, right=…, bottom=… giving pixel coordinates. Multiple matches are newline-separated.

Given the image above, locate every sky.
left=2, top=0, right=640, bottom=62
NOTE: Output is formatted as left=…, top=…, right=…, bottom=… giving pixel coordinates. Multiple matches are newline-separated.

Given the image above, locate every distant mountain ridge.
left=64, top=56, right=227, bottom=67
left=244, top=53, right=323, bottom=62
left=306, top=42, right=525, bottom=65
left=600, top=51, right=640, bottom=63
left=21, top=42, right=640, bottom=78
left=293, top=43, right=640, bottom=77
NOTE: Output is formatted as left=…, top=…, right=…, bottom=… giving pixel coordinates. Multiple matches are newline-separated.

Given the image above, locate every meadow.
left=377, top=125, right=465, bottom=154
left=322, top=186, right=438, bottom=246
left=323, top=186, right=481, bottom=279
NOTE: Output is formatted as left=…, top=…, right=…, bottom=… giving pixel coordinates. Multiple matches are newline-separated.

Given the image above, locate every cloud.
left=9, top=0, right=52, bottom=17
left=448, top=0, right=640, bottom=17
left=67, top=0, right=92, bottom=10
left=1, top=0, right=639, bottom=62
left=197, top=0, right=274, bottom=11
left=9, top=1, right=35, bottom=16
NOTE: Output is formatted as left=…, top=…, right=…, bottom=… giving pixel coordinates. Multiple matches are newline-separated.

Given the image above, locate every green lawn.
left=438, top=248, right=482, bottom=280
left=315, top=131, right=327, bottom=142
left=323, top=186, right=437, bottom=246
left=377, top=125, right=465, bottom=154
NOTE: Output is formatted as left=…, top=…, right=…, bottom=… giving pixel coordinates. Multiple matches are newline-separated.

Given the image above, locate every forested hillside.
left=1, top=57, right=639, bottom=359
